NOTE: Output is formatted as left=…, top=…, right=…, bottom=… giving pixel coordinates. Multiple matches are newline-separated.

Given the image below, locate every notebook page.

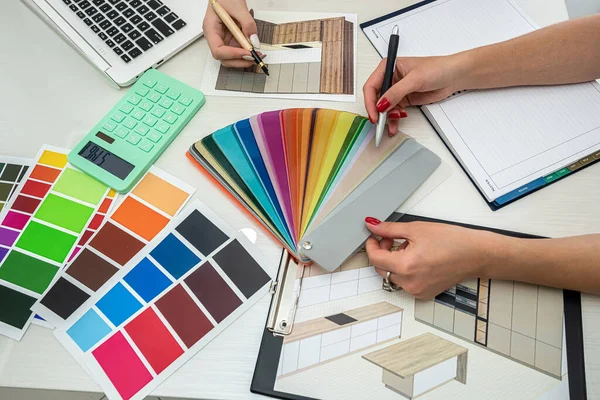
left=363, top=0, right=600, bottom=201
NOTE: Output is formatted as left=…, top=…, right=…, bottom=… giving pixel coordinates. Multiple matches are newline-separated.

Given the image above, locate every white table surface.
left=1, top=0, right=599, bottom=399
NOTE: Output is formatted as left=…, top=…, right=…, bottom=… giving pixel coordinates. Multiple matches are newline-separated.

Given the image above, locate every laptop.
left=23, top=0, right=207, bottom=87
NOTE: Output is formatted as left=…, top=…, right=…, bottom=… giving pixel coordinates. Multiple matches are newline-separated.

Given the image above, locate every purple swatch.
left=0, top=227, right=19, bottom=247
left=257, top=111, right=295, bottom=237
left=1, top=211, right=30, bottom=230
left=0, top=246, right=8, bottom=263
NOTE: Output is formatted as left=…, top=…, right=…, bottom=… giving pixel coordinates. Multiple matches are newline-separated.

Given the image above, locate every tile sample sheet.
left=201, top=11, right=357, bottom=102
left=0, top=156, right=31, bottom=213
left=0, top=147, right=113, bottom=340
left=54, top=200, right=272, bottom=400
left=32, top=167, right=195, bottom=329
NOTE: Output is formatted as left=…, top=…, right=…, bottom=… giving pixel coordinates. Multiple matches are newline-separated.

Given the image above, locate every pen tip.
left=262, top=66, right=270, bottom=76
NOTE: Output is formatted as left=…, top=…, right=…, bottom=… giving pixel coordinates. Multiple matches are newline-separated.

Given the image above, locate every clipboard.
left=252, top=214, right=588, bottom=400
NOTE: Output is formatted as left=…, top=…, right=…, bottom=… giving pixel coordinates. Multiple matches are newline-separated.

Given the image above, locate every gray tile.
left=240, top=72, right=256, bottom=92
left=414, top=299, right=434, bottom=324
left=510, top=331, right=535, bottom=366
left=511, top=282, right=538, bottom=338
left=536, top=286, right=563, bottom=348
left=488, top=280, right=514, bottom=329
left=292, top=63, right=309, bottom=93
left=252, top=73, right=266, bottom=93
left=307, top=62, right=321, bottom=93
left=488, top=322, right=511, bottom=356
left=535, top=340, right=562, bottom=377
left=453, top=309, right=475, bottom=340
left=263, top=64, right=281, bottom=93
left=277, top=64, right=295, bottom=93
left=224, top=69, right=243, bottom=91
left=433, top=302, right=454, bottom=332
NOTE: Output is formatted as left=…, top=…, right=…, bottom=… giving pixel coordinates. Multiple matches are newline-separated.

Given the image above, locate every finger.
left=221, top=59, right=255, bottom=68
left=365, top=220, right=413, bottom=240
left=380, top=238, right=394, bottom=251
left=365, top=236, right=398, bottom=271
left=224, top=1, right=258, bottom=40
left=375, top=267, right=403, bottom=286
left=376, top=74, right=420, bottom=113
left=363, top=59, right=387, bottom=123
left=388, top=119, right=399, bottom=136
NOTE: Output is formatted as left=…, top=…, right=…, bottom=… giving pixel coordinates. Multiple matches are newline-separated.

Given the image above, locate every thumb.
left=365, top=218, right=412, bottom=240
left=377, top=74, right=419, bottom=112
left=228, top=6, right=258, bottom=39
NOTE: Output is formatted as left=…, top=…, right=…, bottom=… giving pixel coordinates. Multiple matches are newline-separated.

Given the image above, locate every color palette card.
left=32, top=167, right=195, bottom=329
left=191, top=108, right=409, bottom=257
left=0, top=156, right=32, bottom=213
left=54, top=200, right=272, bottom=400
left=0, top=146, right=114, bottom=340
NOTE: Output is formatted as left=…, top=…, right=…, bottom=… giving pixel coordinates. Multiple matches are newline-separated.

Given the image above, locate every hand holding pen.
left=203, top=0, right=268, bottom=72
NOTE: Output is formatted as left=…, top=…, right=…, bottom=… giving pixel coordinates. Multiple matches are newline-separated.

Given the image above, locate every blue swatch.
left=124, top=257, right=173, bottom=303
left=96, top=283, right=142, bottom=326
left=150, top=233, right=200, bottom=279
left=67, top=309, right=112, bottom=352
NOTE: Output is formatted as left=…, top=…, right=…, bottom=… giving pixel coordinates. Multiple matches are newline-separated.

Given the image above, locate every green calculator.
left=69, top=69, right=205, bottom=192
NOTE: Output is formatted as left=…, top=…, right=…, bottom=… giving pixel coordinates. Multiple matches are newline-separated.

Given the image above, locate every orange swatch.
left=131, top=173, right=189, bottom=216
left=30, top=164, right=61, bottom=183
left=111, top=197, right=169, bottom=241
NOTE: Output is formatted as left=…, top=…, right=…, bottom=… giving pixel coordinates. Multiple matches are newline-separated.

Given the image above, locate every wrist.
left=448, top=50, right=478, bottom=91
left=470, top=230, right=513, bottom=279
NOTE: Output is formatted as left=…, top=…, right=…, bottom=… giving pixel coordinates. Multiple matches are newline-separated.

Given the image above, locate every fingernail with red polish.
left=376, top=98, right=390, bottom=112
left=388, top=111, right=401, bottom=120
left=365, top=217, right=381, bottom=225
left=369, top=115, right=375, bottom=124
left=400, top=111, right=408, bottom=118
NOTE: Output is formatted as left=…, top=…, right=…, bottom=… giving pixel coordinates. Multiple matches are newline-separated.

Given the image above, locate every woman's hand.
left=363, top=218, right=507, bottom=299
left=363, top=55, right=465, bottom=135
left=203, top=0, right=265, bottom=68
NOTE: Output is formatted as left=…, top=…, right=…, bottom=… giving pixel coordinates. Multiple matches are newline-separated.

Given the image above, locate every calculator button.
left=166, top=89, right=180, bottom=100
left=135, top=86, right=149, bottom=96
left=138, top=140, right=154, bottom=153
left=122, top=117, right=137, bottom=129
left=135, top=125, right=149, bottom=135
left=127, top=94, right=142, bottom=105
left=143, top=115, right=158, bottom=127
left=138, top=100, right=153, bottom=111
left=154, top=84, right=168, bottom=94
left=114, top=127, right=129, bottom=138
left=110, top=112, right=125, bottom=123
left=119, top=103, right=134, bottom=114
left=155, top=121, right=170, bottom=133
left=146, top=131, right=162, bottom=143
left=171, top=104, right=185, bottom=115
left=178, top=96, right=193, bottom=106
left=163, top=112, right=178, bottom=124
left=150, top=106, right=166, bottom=118
left=159, top=98, right=173, bottom=109
left=102, top=120, right=117, bottom=132
left=126, top=133, right=142, bottom=145
left=143, top=78, right=157, bottom=88
left=131, top=109, right=146, bottom=120
left=147, top=92, right=161, bottom=103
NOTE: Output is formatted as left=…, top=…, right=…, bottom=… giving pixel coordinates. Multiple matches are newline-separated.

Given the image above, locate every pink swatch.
left=1, top=211, right=31, bottom=230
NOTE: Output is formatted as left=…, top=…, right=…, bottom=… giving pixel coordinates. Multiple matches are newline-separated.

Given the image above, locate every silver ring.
left=382, top=271, right=401, bottom=292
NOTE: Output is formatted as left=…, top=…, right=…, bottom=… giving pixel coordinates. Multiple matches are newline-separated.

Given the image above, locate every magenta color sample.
left=257, top=111, right=295, bottom=236
left=1, top=211, right=30, bottom=230
left=0, top=227, right=20, bottom=247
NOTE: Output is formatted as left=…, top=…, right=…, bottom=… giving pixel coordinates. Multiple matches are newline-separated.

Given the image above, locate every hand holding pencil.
left=203, top=0, right=269, bottom=73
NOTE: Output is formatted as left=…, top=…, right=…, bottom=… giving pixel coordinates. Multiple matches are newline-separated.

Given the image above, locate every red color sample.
left=125, top=308, right=184, bottom=374
left=98, top=198, right=112, bottom=214
left=92, top=331, right=153, bottom=400
left=21, top=180, right=51, bottom=199
left=88, top=213, right=105, bottom=230
left=11, top=196, right=41, bottom=214
left=1, top=211, right=31, bottom=230
left=30, top=164, right=61, bottom=183
left=78, top=229, right=95, bottom=246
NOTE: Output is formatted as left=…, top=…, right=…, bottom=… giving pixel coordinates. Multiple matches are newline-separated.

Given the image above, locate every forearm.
left=479, top=232, right=600, bottom=294
left=454, top=14, right=600, bottom=90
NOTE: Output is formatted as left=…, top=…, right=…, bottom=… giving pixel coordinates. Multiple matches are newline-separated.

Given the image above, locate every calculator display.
left=78, top=141, right=134, bottom=180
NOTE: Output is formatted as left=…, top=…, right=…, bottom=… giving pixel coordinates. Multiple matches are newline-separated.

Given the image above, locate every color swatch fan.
left=189, top=108, right=441, bottom=271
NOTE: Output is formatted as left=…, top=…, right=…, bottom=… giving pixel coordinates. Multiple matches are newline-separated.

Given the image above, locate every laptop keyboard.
left=62, top=0, right=187, bottom=64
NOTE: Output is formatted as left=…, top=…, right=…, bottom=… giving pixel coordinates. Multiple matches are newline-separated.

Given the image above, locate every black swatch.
left=40, top=277, right=90, bottom=319
left=0, top=285, right=36, bottom=328
left=176, top=209, right=229, bottom=256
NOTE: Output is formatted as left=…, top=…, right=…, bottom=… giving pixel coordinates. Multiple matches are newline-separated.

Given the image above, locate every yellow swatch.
left=303, top=112, right=357, bottom=231
left=300, top=109, right=339, bottom=234
left=38, top=150, right=68, bottom=169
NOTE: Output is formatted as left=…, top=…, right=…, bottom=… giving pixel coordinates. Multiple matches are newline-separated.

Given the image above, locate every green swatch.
left=53, top=168, right=107, bottom=205
left=35, top=194, right=94, bottom=232
left=0, top=284, right=37, bottom=328
left=16, top=221, right=77, bottom=263
left=0, top=251, right=59, bottom=294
